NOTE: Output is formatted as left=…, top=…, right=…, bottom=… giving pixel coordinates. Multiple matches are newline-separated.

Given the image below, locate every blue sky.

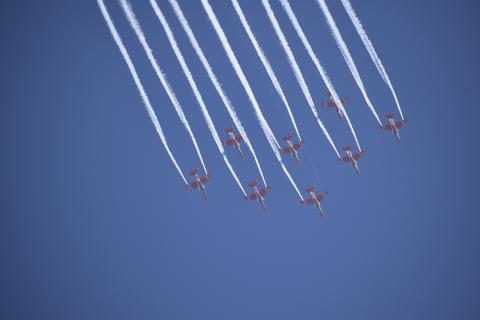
left=1, top=0, right=479, bottom=319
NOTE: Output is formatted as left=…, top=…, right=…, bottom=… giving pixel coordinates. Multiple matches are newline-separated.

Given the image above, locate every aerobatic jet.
left=222, top=127, right=244, bottom=158
left=185, top=168, right=212, bottom=200
left=321, top=90, right=349, bottom=120
left=278, top=135, right=304, bottom=166
left=244, top=180, right=270, bottom=212
left=379, top=113, right=408, bottom=143
left=301, top=187, right=328, bottom=217
left=337, top=145, right=365, bottom=176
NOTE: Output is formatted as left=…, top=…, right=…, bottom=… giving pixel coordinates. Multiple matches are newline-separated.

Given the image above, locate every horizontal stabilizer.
left=248, top=180, right=258, bottom=188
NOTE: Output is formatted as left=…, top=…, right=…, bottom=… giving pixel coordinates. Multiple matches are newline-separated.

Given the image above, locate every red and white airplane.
left=185, top=168, right=212, bottom=200
left=301, top=187, right=328, bottom=217
left=337, top=145, right=365, bottom=176
left=244, top=180, right=271, bottom=212
left=321, top=90, right=349, bottom=120
left=379, top=113, right=408, bottom=143
left=278, top=135, right=304, bottom=166
left=222, top=127, right=244, bottom=158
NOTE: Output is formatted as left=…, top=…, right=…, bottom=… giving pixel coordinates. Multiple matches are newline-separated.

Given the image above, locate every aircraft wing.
left=338, top=156, right=350, bottom=163
left=379, top=124, right=393, bottom=131
left=278, top=146, right=292, bottom=154
left=223, top=138, right=235, bottom=146
left=353, top=151, right=365, bottom=160
left=293, top=142, right=304, bottom=151
left=186, top=181, right=200, bottom=189
left=244, top=192, right=257, bottom=201
left=317, top=192, right=328, bottom=202
left=234, top=134, right=243, bottom=143
left=321, top=101, right=336, bottom=108
left=258, top=187, right=270, bottom=197
left=200, top=174, right=212, bottom=184
left=303, top=198, right=315, bottom=205
left=395, top=119, right=408, bottom=128
left=223, top=135, right=243, bottom=146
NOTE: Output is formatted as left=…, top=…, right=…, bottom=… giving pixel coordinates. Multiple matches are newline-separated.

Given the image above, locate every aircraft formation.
left=98, top=0, right=408, bottom=217
left=188, top=104, right=407, bottom=215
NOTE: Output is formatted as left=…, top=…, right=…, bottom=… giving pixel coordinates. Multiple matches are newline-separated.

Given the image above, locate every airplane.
left=379, top=113, right=408, bottom=143
left=278, top=135, right=304, bottom=166
left=222, top=127, right=244, bottom=158
left=337, top=145, right=365, bottom=176
left=244, top=180, right=271, bottom=212
left=185, top=168, right=212, bottom=200
left=301, top=187, right=328, bottom=217
left=321, top=90, right=349, bottom=120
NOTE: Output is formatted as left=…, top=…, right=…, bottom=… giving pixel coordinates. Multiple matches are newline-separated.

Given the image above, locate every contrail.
left=97, top=0, right=187, bottom=185
left=340, top=0, right=404, bottom=119
left=143, top=0, right=247, bottom=196
left=168, top=0, right=268, bottom=187
left=201, top=0, right=304, bottom=200
left=279, top=0, right=361, bottom=151
left=117, top=0, right=208, bottom=176
left=231, top=0, right=301, bottom=142
left=262, top=0, right=340, bottom=158
left=317, top=0, right=382, bottom=125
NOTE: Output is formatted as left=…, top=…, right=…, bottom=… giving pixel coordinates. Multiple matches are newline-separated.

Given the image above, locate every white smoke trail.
left=144, top=0, right=247, bottom=196
left=118, top=0, right=208, bottom=176
left=262, top=0, right=340, bottom=158
left=231, top=0, right=301, bottom=142
left=97, top=0, right=188, bottom=185
left=279, top=0, right=361, bottom=151
left=201, top=0, right=304, bottom=200
left=317, top=0, right=382, bottom=125
left=340, top=0, right=404, bottom=119
left=168, top=0, right=268, bottom=187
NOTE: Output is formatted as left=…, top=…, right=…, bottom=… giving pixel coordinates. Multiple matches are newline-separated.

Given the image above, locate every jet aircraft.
left=379, top=113, right=408, bottom=143
left=278, top=135, right=304, bottom=166
left=185, top=168, right=212, bottom=200
left=321, top=90, right=349, bottom=120
left=244, top=180, right=271, bottom=212
left=337, top=145, right=365, bottom=176
left=222, top=127, right=244, bottom=158
left=301, top=186, right=328, bottom=217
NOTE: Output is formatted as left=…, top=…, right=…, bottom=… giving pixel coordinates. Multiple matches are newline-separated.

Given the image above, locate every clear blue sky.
left=1, top=0, right=479, bottom=319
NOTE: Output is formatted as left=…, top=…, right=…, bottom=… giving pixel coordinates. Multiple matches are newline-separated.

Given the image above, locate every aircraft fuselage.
left=194, top=174, right=208, bottom=200
left=228, top=131, right=244, bottom=158
left=346, top=150, right=360, bottom=175
left=388, top=118, right=401, bottom=143
left=253, top=186, right=267, bottom=212
left=309, top=191, right=324, bottom=216
left=287, top=140, right=300, bottom=165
